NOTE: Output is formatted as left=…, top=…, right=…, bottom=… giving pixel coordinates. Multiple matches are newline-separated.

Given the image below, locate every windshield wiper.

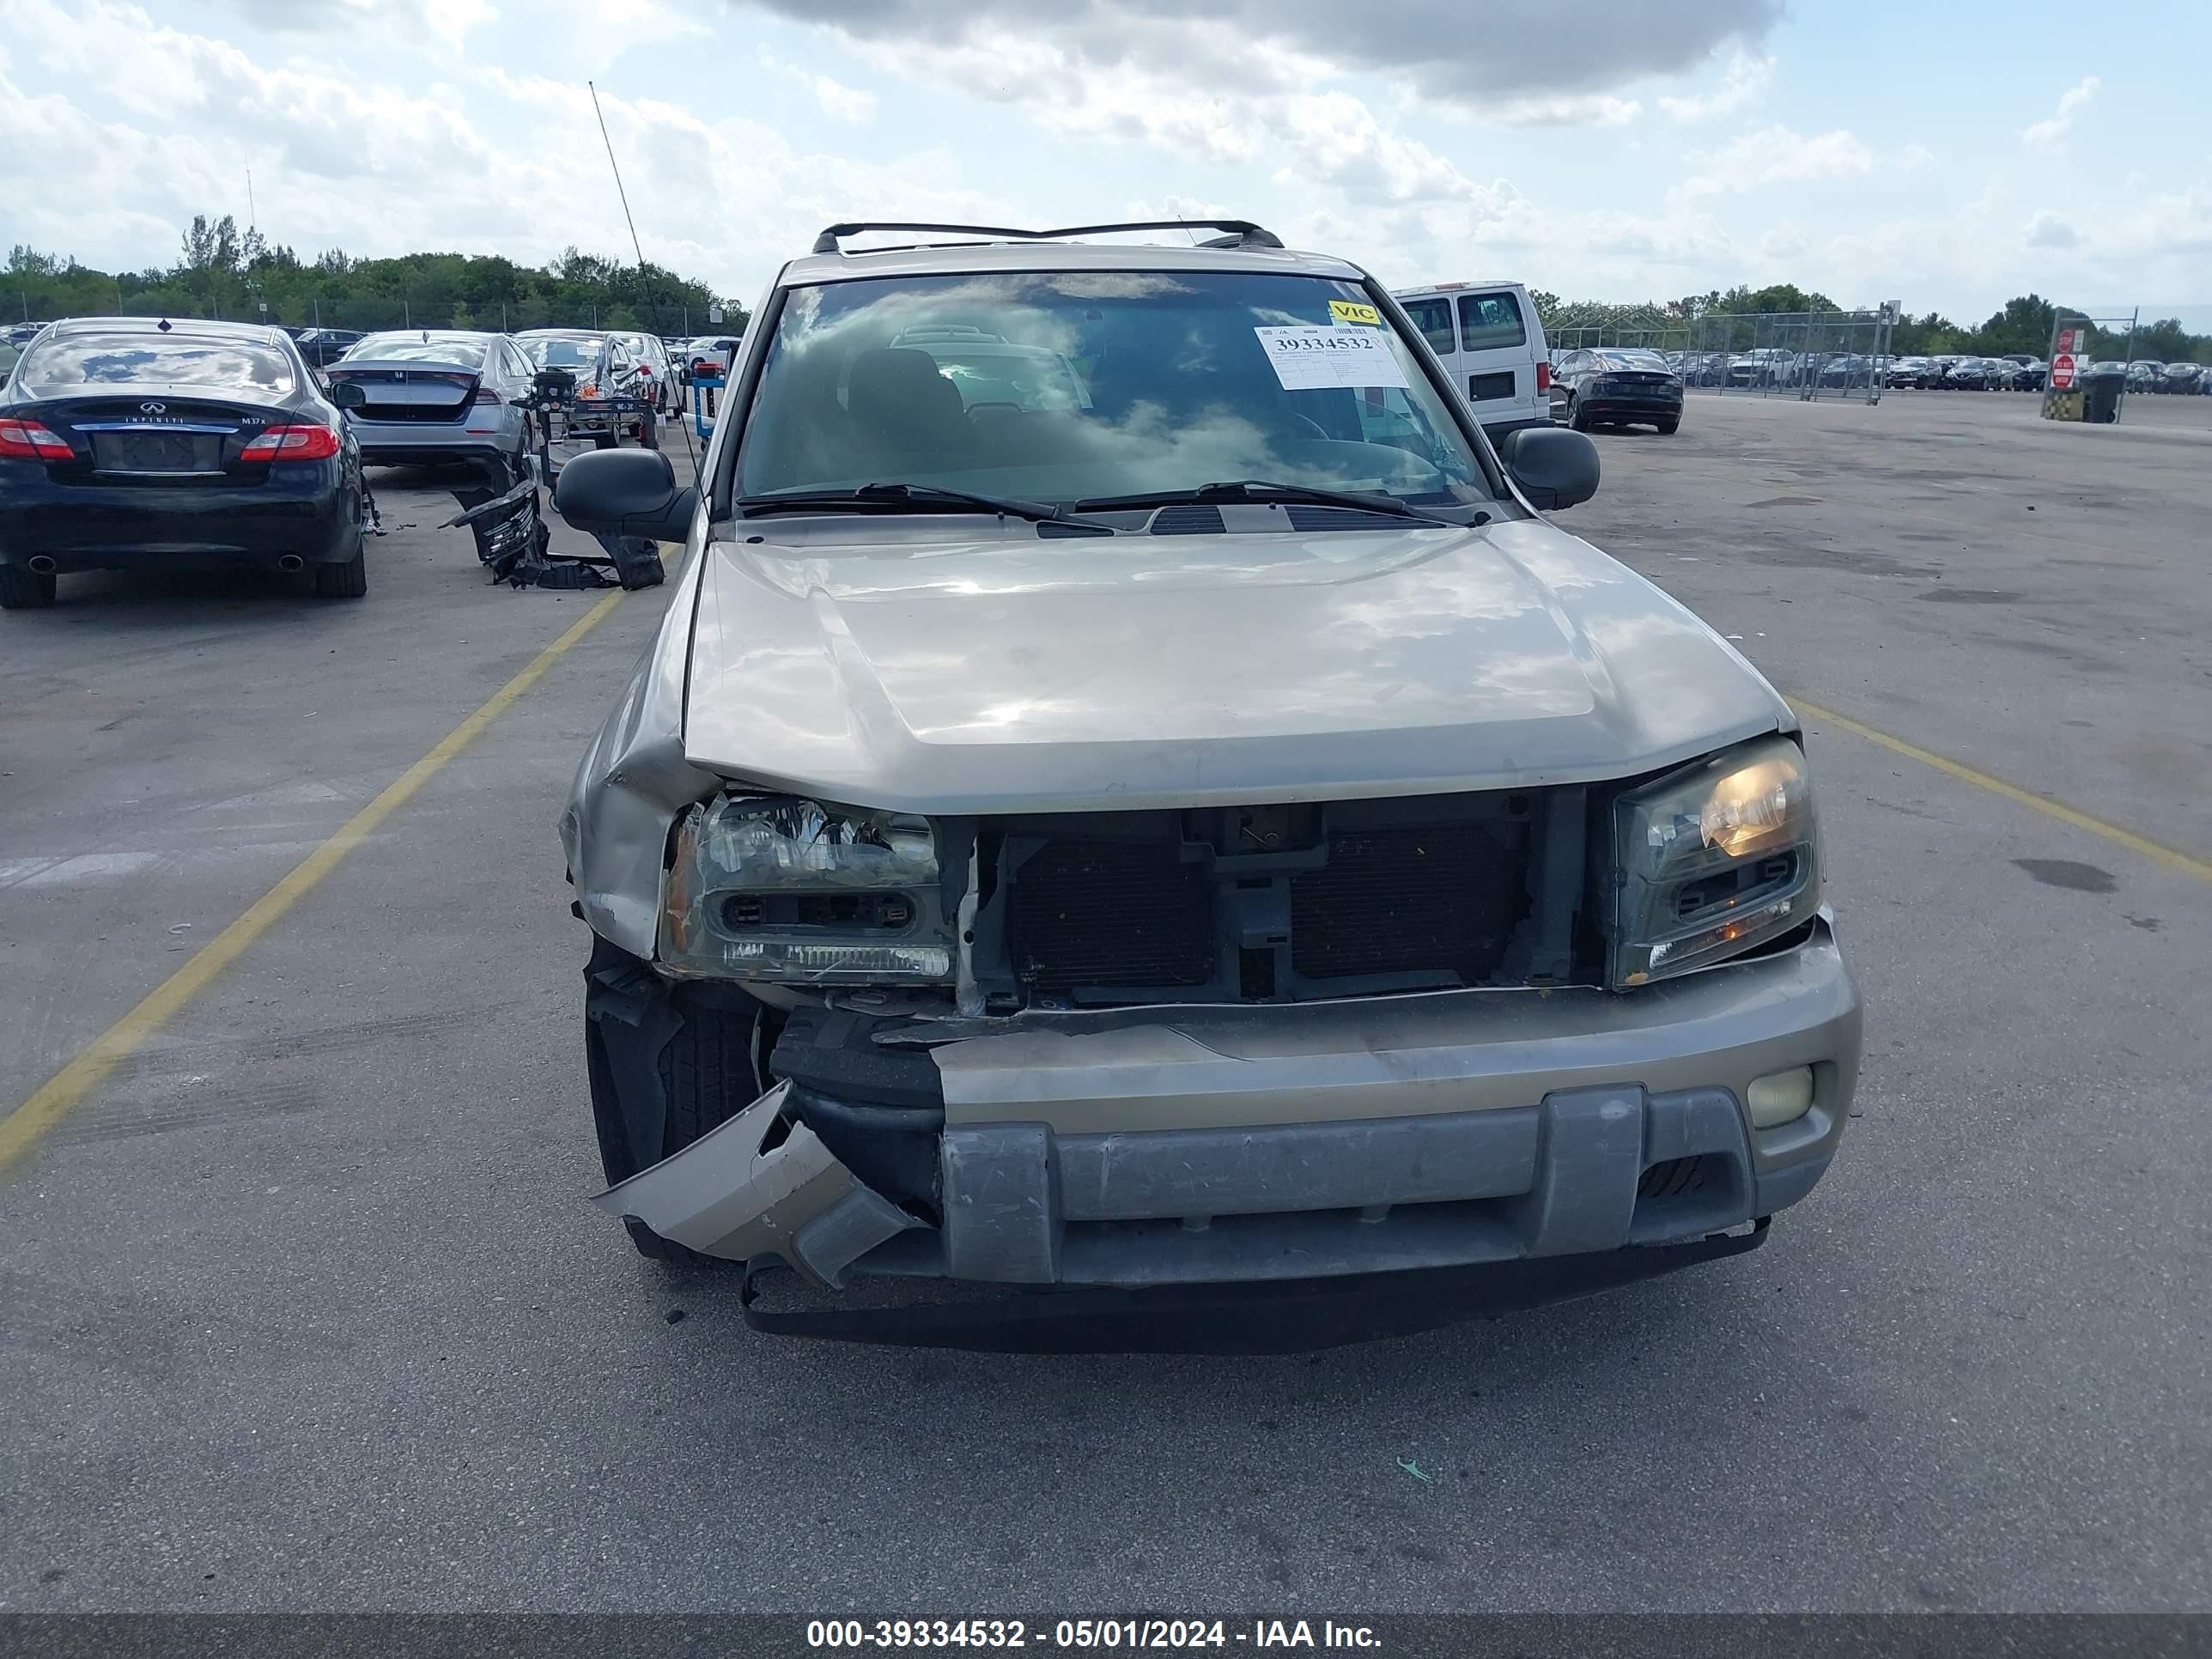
left=1072, top=479, right=1450, bottom=526
left=737, top=482, right=1115, bottom=533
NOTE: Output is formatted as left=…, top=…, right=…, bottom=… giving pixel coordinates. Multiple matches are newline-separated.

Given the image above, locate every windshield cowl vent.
left=1149, top=504, right=1226, bottom=536
left=1282, top=504, right=1419, bottom=532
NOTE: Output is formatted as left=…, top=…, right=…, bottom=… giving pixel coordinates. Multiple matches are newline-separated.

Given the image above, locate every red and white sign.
left=2051, top=353, right=2076, bottom=390
left=2055, top=326, right=2085, bottom=356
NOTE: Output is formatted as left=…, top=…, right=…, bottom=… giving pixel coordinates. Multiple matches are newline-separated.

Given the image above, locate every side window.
left=1456, top=292, right=1528, bottom=351
left=1401, top=297, right=1455, bottom=358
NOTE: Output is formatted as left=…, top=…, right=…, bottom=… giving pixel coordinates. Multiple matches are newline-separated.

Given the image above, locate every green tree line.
left=1529, top=283, right=2209, bottom=363
left=6, top=213, right=747, bottom=337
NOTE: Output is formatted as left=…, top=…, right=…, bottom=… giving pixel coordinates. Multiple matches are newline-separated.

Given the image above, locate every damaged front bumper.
left=591, top=923, right=1860, bottom=1295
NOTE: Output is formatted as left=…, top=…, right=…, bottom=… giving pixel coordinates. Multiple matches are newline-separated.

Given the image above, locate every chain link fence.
left=1674, top=306, right=1899, bottom=403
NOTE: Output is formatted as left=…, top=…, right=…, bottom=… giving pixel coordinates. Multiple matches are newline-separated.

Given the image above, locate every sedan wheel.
left=313, top=539, right=368, bottom=599
left=0, top=564, right=58, bottom=610
left=1567, top=394, right=1591, bottom=432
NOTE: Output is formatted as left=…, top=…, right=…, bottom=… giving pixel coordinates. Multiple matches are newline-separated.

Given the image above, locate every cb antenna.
left=588, top=81, right=647, bottom=272
left=587, top=79, right=697, bottom=477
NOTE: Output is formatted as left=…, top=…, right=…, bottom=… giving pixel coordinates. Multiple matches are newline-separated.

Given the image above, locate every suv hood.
left=682, top=519, right=1791, bottom=812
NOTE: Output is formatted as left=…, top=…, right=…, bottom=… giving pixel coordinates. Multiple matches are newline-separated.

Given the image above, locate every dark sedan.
left=291, top=328, right=366, bottom=368
left=0, top=317, right=368, bottom=608
left=1549, top=347, right=1683, bottom=434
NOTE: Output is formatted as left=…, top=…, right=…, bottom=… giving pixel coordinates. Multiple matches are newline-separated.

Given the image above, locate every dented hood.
left=681, top=519, right=1792, bottom=812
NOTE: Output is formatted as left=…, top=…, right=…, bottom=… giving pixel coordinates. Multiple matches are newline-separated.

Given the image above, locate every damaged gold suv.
left=552, top=220, right=1861, bottom=1310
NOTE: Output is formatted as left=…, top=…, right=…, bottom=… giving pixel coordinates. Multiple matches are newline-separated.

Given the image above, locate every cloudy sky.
left=1, top=0, right=2205, bottom=323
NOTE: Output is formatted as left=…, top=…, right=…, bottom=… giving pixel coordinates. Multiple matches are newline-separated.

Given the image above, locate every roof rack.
left=810, top=219, right=1285, bottom=255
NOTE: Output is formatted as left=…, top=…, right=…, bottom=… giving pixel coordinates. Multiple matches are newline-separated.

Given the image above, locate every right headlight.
left=659, top=795, right=957, bottom=985
left=1611, top=736, right=1820, bottom=987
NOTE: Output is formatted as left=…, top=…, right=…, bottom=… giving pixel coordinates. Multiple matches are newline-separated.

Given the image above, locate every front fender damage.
left=593, top=1080, right=921, bottom=1289
left=562, top=546, right=721, bottom=958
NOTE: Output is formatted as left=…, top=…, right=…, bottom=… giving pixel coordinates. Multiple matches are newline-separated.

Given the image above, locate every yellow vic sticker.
left=1328, top=301, right=1382, bottom=326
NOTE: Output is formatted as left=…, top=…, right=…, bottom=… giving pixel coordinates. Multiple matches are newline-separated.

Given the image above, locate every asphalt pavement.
left=1, top=394, right=2206, bottom=1613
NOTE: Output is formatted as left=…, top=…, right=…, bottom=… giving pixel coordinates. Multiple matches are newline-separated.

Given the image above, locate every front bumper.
left=593, top=923, right=1860, bottom=1292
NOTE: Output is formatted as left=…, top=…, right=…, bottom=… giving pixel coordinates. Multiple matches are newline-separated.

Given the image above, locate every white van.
left=1389, top=281, right=1551, bottom=442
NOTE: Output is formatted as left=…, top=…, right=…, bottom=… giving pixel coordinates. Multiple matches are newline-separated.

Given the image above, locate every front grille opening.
left=1289, top=823, right=1527, bottom=984
left=976, top=791, right=1583, bottom=1007
left=1010, top=840, right=1214, bottom=993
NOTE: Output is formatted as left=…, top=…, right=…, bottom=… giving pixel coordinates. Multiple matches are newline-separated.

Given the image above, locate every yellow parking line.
left=1790, top=695, right=2212, bottom=884
left=0, top=591, right=626, bottom=1174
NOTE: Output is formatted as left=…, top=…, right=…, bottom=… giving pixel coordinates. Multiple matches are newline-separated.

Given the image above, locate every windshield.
left=736, top=270, right=1498, bottom=509
left=346, top=334, right=488, bottom=366
left=519, top=336, right=601, bottom=370
left=15, top=333, right=295, bottom=392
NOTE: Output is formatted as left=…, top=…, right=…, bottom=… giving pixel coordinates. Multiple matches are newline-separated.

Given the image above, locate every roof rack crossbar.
left=810, top=219, right=1284, bottom=255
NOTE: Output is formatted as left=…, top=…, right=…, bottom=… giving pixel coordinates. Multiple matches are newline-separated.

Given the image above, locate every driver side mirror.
left=325, top=380, right=367, bottom=411
left=553, top=447, right=699, bottom=544
left=1497, top=426, right=1600, bottom=510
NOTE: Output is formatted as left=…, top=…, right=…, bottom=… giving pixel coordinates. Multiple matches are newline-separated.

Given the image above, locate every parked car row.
left=0, top=311, right=702, bottom=609
left=2126, top=360, right=2209, bottom=393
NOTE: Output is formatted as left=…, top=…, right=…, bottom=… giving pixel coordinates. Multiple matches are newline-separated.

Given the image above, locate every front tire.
left=1656, top=417, right=1680, bottom=434
left=585, top=957, right=760, bottom=1266
left=1567, top=394, right=1591, bottom=431
left=0, top=565, right=58, bottom=609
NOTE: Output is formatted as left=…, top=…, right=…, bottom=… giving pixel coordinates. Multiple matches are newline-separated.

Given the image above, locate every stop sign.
left=2051, top=353, right=2076, bottom=389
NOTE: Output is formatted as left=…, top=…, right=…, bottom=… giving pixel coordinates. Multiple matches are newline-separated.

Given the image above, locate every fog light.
left=1747, top=1066, right=1815, bottom=1129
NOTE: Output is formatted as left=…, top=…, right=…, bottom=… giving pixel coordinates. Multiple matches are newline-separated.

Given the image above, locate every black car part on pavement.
left=435, top=370, right=665, bottom=591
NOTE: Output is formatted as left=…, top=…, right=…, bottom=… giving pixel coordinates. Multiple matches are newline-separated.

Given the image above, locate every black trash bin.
left=2080, top=369, right=2124, bottom=423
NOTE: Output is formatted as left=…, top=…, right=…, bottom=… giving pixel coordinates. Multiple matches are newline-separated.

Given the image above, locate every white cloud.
left=1895, top=143, right=1936, bottom=172
left=2025, top=210, right=2079, bottom=250
left=1657, top=52, right=1773, bottom=121
left=728, top=0, right=1783, bottom=111
left=757, top=49, right=877, bottom=122
left=209, top=0, right=493, bottom=52
left=1480, top=91, right=1643, bottom=128
left=1672, top=125, right=1875, bottom=199
left=2022, top=76, right=2099, bottom=149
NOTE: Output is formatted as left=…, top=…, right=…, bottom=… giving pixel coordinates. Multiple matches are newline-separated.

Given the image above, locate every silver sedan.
left=325, top=331, right=533, bottom=483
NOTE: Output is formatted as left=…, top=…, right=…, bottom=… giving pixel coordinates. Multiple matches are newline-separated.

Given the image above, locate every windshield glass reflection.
left=737, top=271, right=1498, bottom=509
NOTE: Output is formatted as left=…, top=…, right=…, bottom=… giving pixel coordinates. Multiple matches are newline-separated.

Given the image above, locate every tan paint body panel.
left=681, top=518, right=1792, bottom=815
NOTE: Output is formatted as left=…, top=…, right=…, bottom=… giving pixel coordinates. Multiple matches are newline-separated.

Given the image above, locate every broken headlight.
left=659, top=796, right=956, bottom=984
left=1612, top=736, right=1820, bottom=987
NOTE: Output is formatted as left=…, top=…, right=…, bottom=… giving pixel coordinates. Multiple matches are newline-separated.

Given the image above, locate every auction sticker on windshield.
left=1328, top=300, right=1382, bottom=326
left=1255, top=325, right=1410, bottom=391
